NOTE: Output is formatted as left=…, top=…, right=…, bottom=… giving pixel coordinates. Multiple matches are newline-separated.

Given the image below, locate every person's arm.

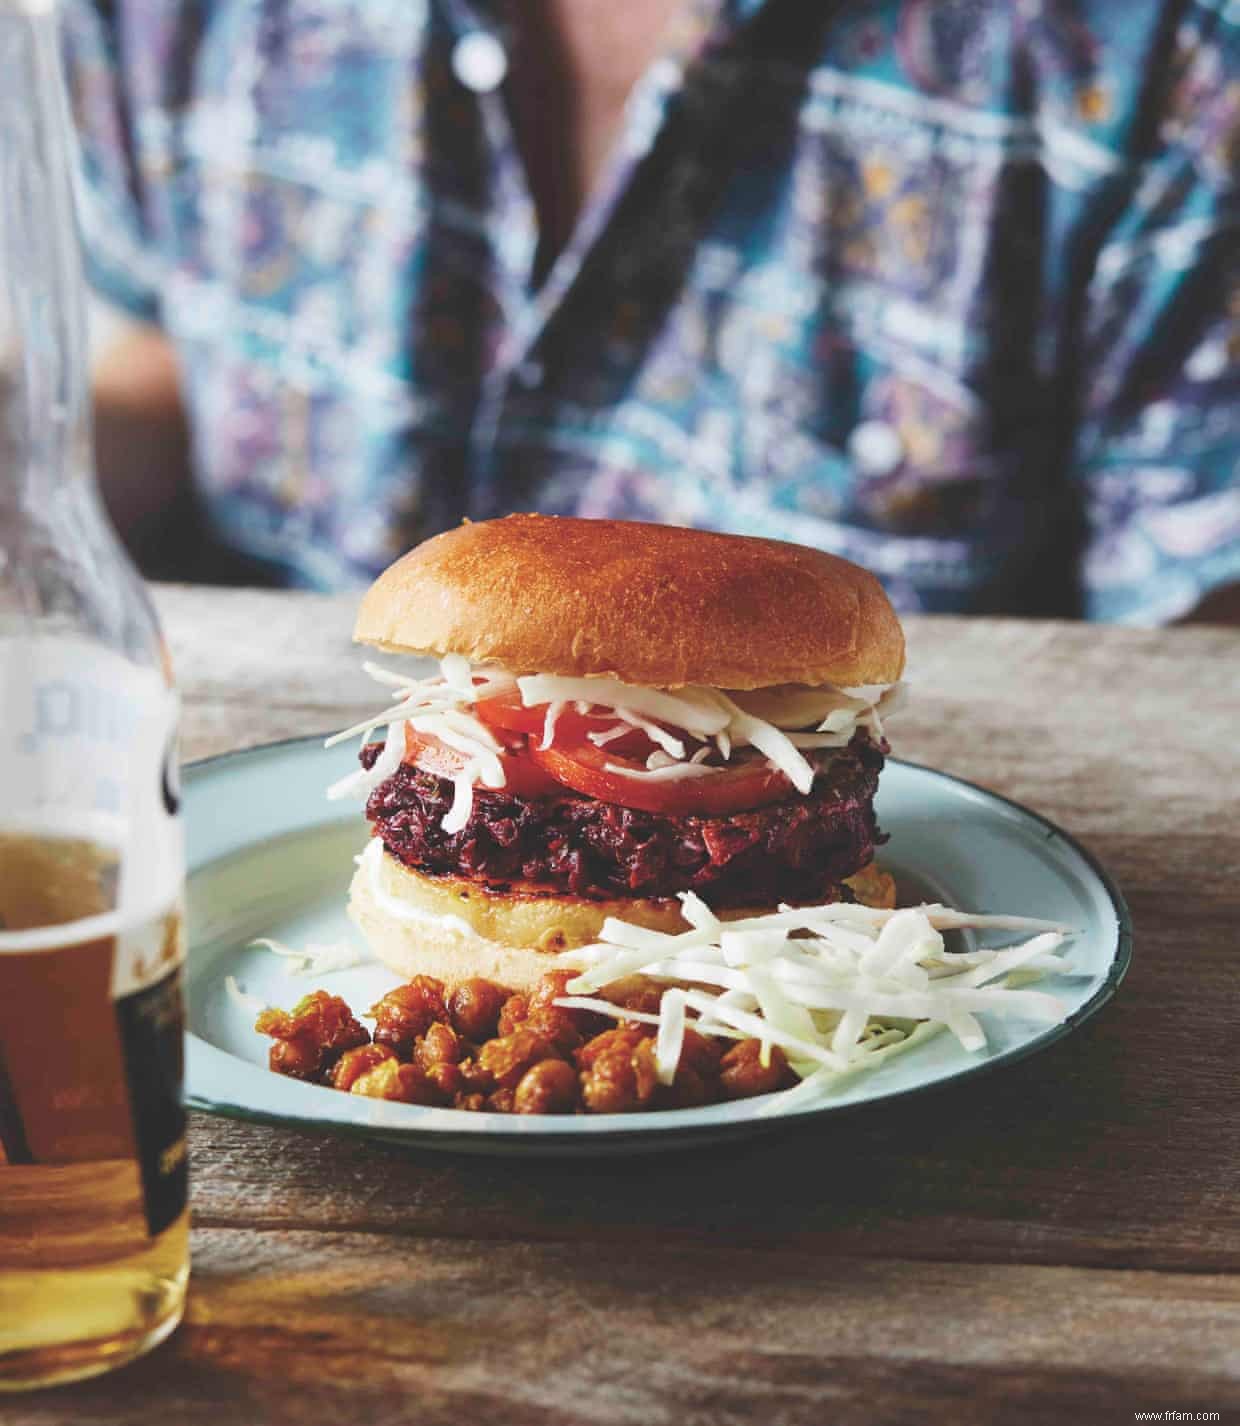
left=62, top=5, right=192, bottom=556
left=1056, top=6, right=1239, bottom=626
left=1180, top=582, right=1240, bottom=625
left=90, top=313, right=192, bottom=550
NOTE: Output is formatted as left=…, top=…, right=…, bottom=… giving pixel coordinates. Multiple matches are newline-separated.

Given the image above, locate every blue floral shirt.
left=63, top=0, right=1240, bottom=619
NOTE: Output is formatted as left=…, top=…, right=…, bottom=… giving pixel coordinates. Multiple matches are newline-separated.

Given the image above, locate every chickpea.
left=514, top=1058, right=578, bottom=1115
left=256, top=990, right=370, bottom=1083
left=449, top=978, right=508, bottom=1042
left=579, top=1047, right=639, bottom=1114
left=266, top=969, right=800, bottom=1117
left=414, top=1021, right=464, bottom=1072
left=331, top=1043, right=396, bottom=1092
left=659, top=1065, right=712, bottom=1110
left=349, top=1057, right=442, bottom=1105
left=631, top=1037, right=660, bottom=1104
left=530, top=969, right=609, bottom=1037
left=718, top=1039, right=796, bottom=1100
left=574, top=1025, right=646, bottom=1070
left=523, top=1006, right=583, bottom=1055
left=370, top=975, right=448, bottom=1056
left=616, top=983, right=663, bottom=1021
left=478, top=1028, right=560, bottom=1090
left=529, top=970, right=576, bottom=1010
left=678, top=1028, right=724, bottom=1078
left=424, top=1060, right=465, bottom=1099
left=266, top=1036, right=322, bottom=1081
left=455, top=1056, right=498, bottom=1095
left=496, top=994, right=530, bottom=1036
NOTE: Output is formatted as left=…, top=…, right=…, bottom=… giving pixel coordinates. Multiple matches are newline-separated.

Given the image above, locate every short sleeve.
left=1070, top=7, right=1240, bottom=624
left=60, top=1, right=163, bottom=323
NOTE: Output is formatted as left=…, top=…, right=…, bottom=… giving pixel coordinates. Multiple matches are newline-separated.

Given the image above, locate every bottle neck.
left=0, top=0, right=95, bottom=513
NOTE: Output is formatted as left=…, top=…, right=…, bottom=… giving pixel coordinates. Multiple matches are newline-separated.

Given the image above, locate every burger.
left=333, top=514, right=905, bottom=991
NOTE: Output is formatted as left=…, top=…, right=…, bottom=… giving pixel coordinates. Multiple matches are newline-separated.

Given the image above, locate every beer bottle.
left=0, top=0, right=189, bottom=1388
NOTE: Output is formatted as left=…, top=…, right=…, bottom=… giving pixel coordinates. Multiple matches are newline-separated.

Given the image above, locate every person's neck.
left=507, top=0, right=681, bottom=280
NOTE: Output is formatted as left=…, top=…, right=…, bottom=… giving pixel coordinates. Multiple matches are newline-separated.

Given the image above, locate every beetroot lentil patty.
left=361, top=734, right=886, bottom=907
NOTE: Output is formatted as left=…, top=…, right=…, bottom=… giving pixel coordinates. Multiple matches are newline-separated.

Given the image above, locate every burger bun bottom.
left=349, top=845, right=897, bottom=993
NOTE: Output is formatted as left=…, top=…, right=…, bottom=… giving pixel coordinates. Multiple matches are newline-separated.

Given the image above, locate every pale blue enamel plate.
left=184, top=736, right=1131, bottom=1156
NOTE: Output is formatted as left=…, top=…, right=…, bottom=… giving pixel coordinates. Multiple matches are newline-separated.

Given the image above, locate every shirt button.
left=452, top=31, right=508, bottom=93
left=848, top=420, right=904, bottom=477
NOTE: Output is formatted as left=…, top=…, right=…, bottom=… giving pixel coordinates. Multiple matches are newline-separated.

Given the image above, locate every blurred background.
left=65, top=0, right=1239, bottom=621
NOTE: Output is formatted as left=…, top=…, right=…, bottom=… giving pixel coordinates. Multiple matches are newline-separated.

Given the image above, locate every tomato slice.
left=404, top=708, right=800, bottom=814
left=402, top=725, right=563, bottom=799
left=403, top=725, right=468, bottom=778
left=474, top=688, right=651, bottom=757
left=471, top=688, right=546, bottom=737
left=528, top=739, right=794, bottom=816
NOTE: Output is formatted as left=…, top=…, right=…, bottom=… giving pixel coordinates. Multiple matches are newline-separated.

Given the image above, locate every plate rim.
left=182, top=734, right=1133, bottom=1147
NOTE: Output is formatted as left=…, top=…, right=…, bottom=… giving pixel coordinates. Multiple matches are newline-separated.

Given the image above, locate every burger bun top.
left=354, top=514, right=904, bottom=690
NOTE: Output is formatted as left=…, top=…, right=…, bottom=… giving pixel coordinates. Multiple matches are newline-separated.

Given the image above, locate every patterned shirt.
left=63, top=0, right=1240, bottom=619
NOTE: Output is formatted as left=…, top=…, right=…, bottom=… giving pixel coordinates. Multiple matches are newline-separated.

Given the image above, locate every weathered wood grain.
left=24, top=589, right=1233, bottom=1421
left=12, top=1231, right=1240, bottom=1426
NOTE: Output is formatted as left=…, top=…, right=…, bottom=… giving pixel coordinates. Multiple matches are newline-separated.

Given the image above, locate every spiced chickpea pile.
left=254, top=969, right=796, bottom=1114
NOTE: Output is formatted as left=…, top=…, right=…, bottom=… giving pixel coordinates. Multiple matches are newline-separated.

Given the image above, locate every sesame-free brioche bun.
left=354, top=514, right=904, bottom=690
left=349, top=844, right=896, bottom=993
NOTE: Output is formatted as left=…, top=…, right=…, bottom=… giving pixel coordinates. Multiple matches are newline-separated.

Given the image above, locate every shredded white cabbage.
left=602, top=760, right=723, bottom=782
left=679, top=890, right=720, bottom=933
left=692, top=986, right=758, bottom=1039
left=729, top=685, right=871, bottom=730
left=552, top=897, right=1074, bottom=1102
left=615, top=707, right=686, bottom=759
left=325, top=661, right=903, bottom=813
left=724, top=902, right=1071, bottom=936
left=586, top=723, right=631, bottom=747
left=555, top=994, right=664, bottom=1026
left=360, top=660, right=426, bottom=690
left=517, top=675, right=731, bottom=736
left=758, top=1020, right=945, bottom=1116
left=249, top=936, right=371, bottom=977
left=839, top=683, right=891, bottom=703
left=712, top=691, right=816, bottom=794
left=655, top=989, right=687, bottom=1085
left=539, top=701, right=566, bottom=751
left=406, top=714, right=504, bottom=783
left=440, top=653, right=476, bottom=697
left=731, top=682, right=903, bottom=748
left=786, top=731, right=854, bottom=749
left=326, top=722, right=406, bottom=801
left=515, top=673, right=897, bottom=793
left=443, top=771, right=476, bottom=835
left=426, top=706, right=505, bottom=754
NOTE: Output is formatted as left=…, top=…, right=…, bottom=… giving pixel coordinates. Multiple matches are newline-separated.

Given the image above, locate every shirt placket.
left=439, top=0, right=731, bottom=514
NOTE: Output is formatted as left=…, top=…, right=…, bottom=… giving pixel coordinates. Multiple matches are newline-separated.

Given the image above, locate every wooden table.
left=19, top=590, right=1240, bottom=1426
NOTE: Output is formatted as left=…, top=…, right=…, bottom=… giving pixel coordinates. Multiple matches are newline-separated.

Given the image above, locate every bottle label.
left=114, top=956, right=188, bottom=1238
left=0, top=638, right=184, bottom=928
left=0, top=638, right=187, bottom=1238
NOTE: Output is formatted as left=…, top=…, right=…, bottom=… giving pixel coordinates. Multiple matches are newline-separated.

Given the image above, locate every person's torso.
left=106, top=0, right=1166, bottom=607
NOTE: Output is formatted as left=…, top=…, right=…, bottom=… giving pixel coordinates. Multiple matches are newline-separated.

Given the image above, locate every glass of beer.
left=0, top=0, right=189, bottom=1389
